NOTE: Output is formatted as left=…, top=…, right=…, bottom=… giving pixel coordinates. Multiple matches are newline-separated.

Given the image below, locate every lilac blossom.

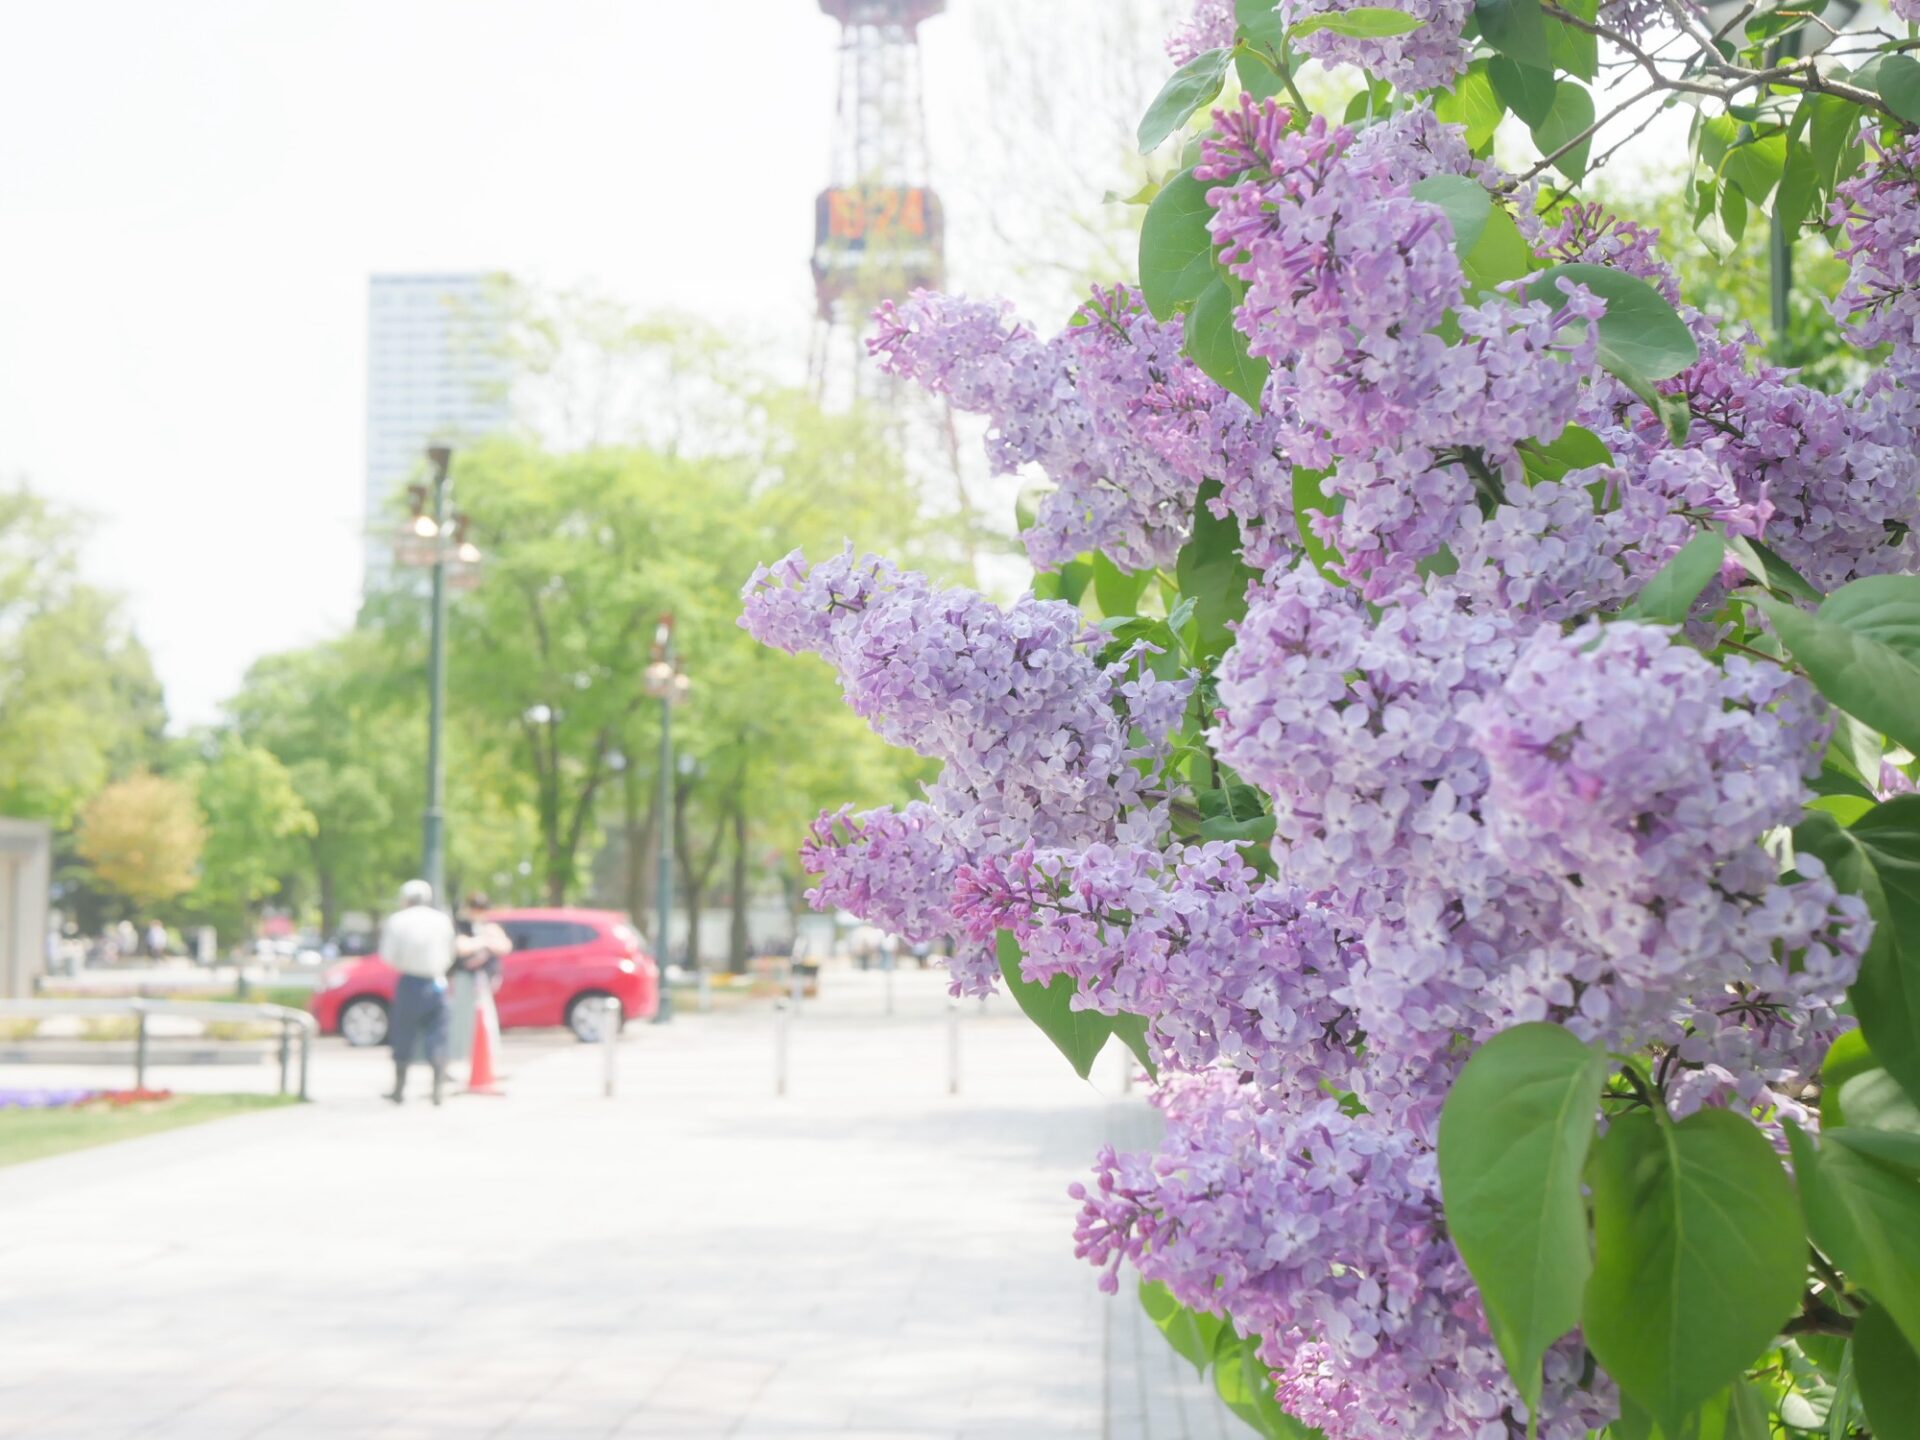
left=1282, top=0, right=1476, bottom=91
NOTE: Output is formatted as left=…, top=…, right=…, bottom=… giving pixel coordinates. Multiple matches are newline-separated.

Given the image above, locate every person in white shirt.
left=378, top=879, right=456, bottom=1105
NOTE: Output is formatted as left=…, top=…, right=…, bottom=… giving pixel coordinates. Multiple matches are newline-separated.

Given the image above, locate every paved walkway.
left=0, top=967, right=1250, bottom=1440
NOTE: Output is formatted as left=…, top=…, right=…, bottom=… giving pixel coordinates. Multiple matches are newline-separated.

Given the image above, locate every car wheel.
left=566, top=992, right=621, bottom=1043
left=339, top=997, right=390, bottom=1048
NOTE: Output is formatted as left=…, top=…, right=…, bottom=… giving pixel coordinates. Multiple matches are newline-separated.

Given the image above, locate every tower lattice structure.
left=809, top=0, right=977, bottom=559
left=809, top=0, right=947, bottom=405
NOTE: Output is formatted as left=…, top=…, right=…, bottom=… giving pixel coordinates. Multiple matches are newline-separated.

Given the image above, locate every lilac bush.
left=745, top=2, right=1920, bottom=1434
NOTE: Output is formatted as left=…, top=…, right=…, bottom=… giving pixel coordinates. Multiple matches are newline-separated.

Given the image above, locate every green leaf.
left=1236, top=0, right=1289, bottom=48
left=1527, top=262, right=1701, bottom=389
left=1530, top=80, right=1595, bottom=181
left=1619, top=530, right=1725, bottom=626
left=1200, top=812, right=1278, bottom=842
left=1823, top=1029, right=1878, bottom=1127
left=1544, top=0, right=1598, bottom=80
left=1292, top=5, right=1427, bottom=35
left=1874, top=53, right=1920, bottom=125
left=1186, top=277, right=1269, bottom=407
left=1719, top=181, right=1749, bottom=248
left=1475, top=0, right=1553, bottom=70
left=1237, top=47, right=1290, bottom=101
left=1175, top=480, right=1262, bottom=662
left=1438, top=1023, right=1606, bottom=1414
left=1761, top=577, right=1920, bottom=754
left=1519, top=423, right=1611, bottom=487
left=1109, top=1009, right=1159, bottom=1078
left=1461, top=204, right=1536, bottom=293
left=1490, top=59, right=1557, bottom=127
left=1139, top=169, right=1220, bottom=323
left=1140, top=1281, right=1226, bottom=1375
left=996, top=929, right=1113, bottom=1079
left=1435, top=61, right=1506, bottom=152
left=1411, top=174, right=1493, bottom=259
left=1138, top=47, right=1232, bottom=153
left=1793, top=799, right=1920, bottom=1110
left=1808, top=92, right=1863, bottom=207
left=1584, top=1108, right=1805, bottom=1437
left=1214, top=1334, right=1319, bottom=1438
left=1722, top=132, right=1789, bottom=207
left=1788, top=1121, right=1920, bottom=1357
left=1291, top=467, right=1344, bottom=582
left=1855, top=1307, right=1920, bottom=1440
left=1032, top=558, right=1094, bottom=606
left=1092, top=552, right=1149, bottom=620
left=1839, top=1069, right=1920, bottom=1135
left=1724, top=532, right=1822, bottom=603
left=1747, top=0, right=1827, bottom=41
left=1777, top=140, right=1818, bottom=235
left=1697, top=112, right=1741, bottom=171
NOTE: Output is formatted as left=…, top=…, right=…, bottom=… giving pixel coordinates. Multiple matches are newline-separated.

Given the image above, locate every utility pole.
left=644, top=617, right=689, bottom=1021
left=422, top=445, right=452, bottom=904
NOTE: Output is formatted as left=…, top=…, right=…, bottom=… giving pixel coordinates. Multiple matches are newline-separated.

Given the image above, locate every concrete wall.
left=0, top=819, right=51, bottom=998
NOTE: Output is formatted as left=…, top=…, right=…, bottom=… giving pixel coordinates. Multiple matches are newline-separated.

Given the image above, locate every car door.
left=495, top=920, right=595, bottom=1028
left=495, top=920, right=562, bottom=1028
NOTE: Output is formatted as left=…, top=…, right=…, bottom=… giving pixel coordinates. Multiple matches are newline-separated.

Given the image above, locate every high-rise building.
left=363, top=273, right=511, bottom=593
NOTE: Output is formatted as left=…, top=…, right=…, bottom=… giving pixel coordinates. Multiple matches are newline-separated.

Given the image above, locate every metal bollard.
left=134, top=1002, right=148, bottom=1091
left=602, top=995, right=621, bottom=1098
left=946, top=1000, right=960, bottom=1096
left=774, top=998, right=790, bottom=1097
left=297, top=1025, right=311, bottom=1102
left=277, top=1019, right=292, bottom=1096
left=790, top=962, right=804, bottom=1010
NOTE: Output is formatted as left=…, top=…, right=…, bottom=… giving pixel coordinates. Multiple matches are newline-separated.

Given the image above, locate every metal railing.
left=0, top=999, right=317, bottom=1100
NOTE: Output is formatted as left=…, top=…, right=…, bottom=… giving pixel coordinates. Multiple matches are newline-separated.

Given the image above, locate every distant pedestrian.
left=143, top=921, right=168, bottom=959
left=448, top=892, right=512, bottom=1067
left=378, top=879, right=456, bottom=1106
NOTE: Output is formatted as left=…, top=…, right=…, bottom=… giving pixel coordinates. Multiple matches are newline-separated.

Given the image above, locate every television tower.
left=808, top=0, right=947, bottom=405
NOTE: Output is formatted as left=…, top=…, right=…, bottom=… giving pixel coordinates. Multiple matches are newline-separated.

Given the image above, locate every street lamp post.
left=398, top=446, right=483, bottom=906
left=643, top=617, right=691, bottom=1023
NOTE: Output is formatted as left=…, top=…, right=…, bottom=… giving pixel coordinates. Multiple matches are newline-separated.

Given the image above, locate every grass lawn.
left=0, top=1094, right=297, bottom=1169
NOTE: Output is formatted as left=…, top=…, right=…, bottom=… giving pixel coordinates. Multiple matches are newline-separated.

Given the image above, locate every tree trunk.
left=623, top=762, right=659, bottom=927
left=728, top=802, right=750, bottom=974
left=318, top=866, right=339, bottom=939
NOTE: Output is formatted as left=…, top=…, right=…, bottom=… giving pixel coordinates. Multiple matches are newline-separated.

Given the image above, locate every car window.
left=500, top=920, right=599, bottom=952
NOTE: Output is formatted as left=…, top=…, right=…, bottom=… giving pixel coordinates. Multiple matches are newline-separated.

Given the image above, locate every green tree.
left=75, top=772, right=204, bottom=912
left=186, top=738, right=316, bottom=941
left=226, top=630, right=534, bottom=931
left=0, top=486, right=166, bottom=825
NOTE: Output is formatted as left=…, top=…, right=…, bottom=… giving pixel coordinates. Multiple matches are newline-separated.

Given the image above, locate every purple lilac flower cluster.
left=741, top=545, right=1191, bottom=991
left=1833, top=132, right=1920, bottom=377
left=870, top=287, right=1289, bottom=572
left=1214, top=569, right=1863, bottom=1099
left=1165, top=0, right=1234, bottom=63
left=1282, top=0, right=1476, bottom=90
left=742, top=56, right=1917, bottom=1440
left=1203, top=105, right=1603, bottom=595
left=1070, top=1074, right=1615, bottom=1440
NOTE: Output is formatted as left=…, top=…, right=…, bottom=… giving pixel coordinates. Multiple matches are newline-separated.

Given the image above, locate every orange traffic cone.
left=465, top=985, right=505, bottom=1096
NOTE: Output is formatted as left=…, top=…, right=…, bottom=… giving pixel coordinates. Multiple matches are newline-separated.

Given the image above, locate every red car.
left=311, top=907, right=659, bottom=1047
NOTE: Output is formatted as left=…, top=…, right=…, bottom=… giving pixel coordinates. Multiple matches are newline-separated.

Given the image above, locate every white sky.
left=0, top=1, right=1685, bottom=730
left=0, top=1, right=1167, bottom=727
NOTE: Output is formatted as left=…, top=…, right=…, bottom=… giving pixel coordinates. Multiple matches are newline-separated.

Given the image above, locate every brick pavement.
left=0, top=966, right=1250, bottom=1440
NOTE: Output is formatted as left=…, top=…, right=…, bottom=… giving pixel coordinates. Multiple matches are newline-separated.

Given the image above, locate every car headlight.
left=618, top=959, right=636, bottom=975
